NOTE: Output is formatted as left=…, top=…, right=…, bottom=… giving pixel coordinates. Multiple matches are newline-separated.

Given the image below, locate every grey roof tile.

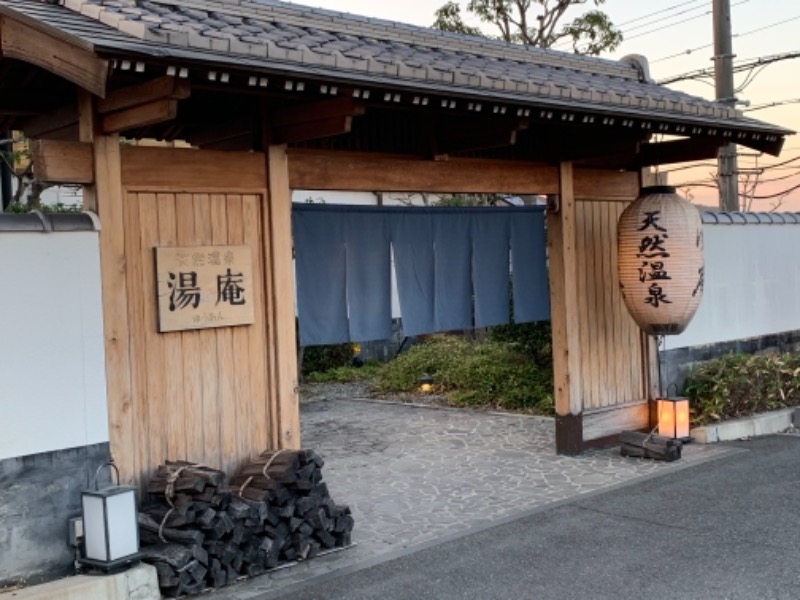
left=0, top=0, right=790, bottom=139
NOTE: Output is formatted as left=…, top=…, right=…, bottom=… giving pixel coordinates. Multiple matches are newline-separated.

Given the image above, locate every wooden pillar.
left=265, top=145, right=301, bottom=449
left=548, top=162, right=584, bottom=454
left=78, top=90, right=135, bottom=481
left=640, top=168, right=663, bottom=427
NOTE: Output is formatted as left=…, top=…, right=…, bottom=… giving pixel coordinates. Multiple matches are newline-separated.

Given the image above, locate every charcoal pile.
left=139, top=451, right=354, bottom=597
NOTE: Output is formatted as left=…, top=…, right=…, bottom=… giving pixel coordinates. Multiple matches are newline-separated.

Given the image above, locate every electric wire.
left=653, top=13, right=800, bottom=64
left=551, top=0, right=714, bottom=50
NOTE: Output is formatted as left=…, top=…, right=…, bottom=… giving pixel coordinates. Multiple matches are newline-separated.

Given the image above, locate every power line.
left=616, top=0, right=707, bottom=28
left=745, top=97, right=800, bottom=112
left=658, top=50, right=800, bottom=85
left=622, top=0, right=751, bottom=44
left=750, top=181, right=800, bottom=199
left=653, top=14, right=800, bottom=64
left=552, top=0, right=715, bottom=50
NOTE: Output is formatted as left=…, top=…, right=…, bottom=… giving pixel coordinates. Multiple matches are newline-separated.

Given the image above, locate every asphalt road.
left=261, top=435, right=800, bottom=600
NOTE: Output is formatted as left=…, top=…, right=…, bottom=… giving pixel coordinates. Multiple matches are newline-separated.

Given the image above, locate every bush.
left=488, top=320, right=552, bottom=368
left=374, top=335, right=553, bottom=413
left=305, top=363, right=382, bottom=383
left=682, top=352, right=800, bottom=425
left=301, top=344, right=355, bottom=377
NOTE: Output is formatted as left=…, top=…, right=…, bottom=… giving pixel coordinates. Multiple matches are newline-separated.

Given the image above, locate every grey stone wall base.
left=660, top=329, right=800, bottom=394
left=0, top=442, right=110, bottom=588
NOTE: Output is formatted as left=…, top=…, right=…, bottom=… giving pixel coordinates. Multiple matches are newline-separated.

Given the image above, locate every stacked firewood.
left=139, top=451, right=354, bottom=597
left=619, top=430, right=683, bottom=461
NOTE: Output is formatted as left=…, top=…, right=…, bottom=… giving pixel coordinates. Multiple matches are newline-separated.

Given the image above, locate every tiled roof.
left=0, top=0, right=790, bottom=138
left=54, top=0, right=761, bottom=124
left=701, top=211, right=800, bottom=224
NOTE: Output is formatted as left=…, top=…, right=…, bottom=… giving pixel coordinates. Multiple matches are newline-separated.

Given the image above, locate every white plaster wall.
left=0, top=231, right=108, bottom=460
left=668, top=224, right=800, bottom=350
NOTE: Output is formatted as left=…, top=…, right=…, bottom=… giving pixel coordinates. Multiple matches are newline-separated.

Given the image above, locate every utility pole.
left=713, top=0, right=739, bottom=211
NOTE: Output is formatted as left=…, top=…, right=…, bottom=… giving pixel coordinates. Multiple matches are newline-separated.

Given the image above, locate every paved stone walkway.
left=207, top=389, right=732, bottom=599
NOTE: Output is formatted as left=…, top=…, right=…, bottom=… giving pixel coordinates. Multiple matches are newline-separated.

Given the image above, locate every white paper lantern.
left=617, top=186, right=704, bottom=335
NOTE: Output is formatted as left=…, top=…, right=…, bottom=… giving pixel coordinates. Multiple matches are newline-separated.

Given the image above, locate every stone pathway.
left=206, top=387, right=733, bottom=599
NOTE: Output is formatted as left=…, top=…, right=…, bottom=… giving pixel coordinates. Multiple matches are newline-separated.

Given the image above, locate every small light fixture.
left=418, top=375, right=434, bottom=393
left=80, top=462, right=141, bottom=572
left=657, top=396, right=691, bottom=441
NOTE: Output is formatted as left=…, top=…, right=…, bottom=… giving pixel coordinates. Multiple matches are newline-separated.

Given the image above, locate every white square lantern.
left=80, top=462, right=141, bottom=571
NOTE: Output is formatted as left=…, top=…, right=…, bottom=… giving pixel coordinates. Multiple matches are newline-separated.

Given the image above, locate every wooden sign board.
left=155, top=245, right=255, bottom=333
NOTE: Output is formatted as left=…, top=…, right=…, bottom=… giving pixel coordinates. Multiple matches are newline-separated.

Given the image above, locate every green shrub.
left=488, top=320, right=552, bottom=367
left=4, top=202, right=82, bottom=213
left=682, top=352, right=800, bottom=425
left=306, top=363, right=383, bottom=383
left=301, top=343, right=355, bottom=376
left=374, top=335, right=553, bottom=413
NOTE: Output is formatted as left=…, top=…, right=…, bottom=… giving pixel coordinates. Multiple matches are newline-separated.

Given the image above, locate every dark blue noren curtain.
left=345, top=211, right=392, bottom=342
left=433, top=212, right=473, bottom=332
left=390, top=212, right=435, bottom=336
left=510, top=210, right=550, bottom=323
left=293, top=204, right=548, bottom=345
left=472, top=211, right=511, bottom=328
left=293, top=207, right=348, bottom=346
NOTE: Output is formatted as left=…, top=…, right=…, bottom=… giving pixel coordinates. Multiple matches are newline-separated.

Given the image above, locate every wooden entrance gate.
left=104, top=146, right=298, bottom=486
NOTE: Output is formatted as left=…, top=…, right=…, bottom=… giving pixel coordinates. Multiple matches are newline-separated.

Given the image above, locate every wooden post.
left=77, top=90, right=97, bottom=212
left=549, top=162, right=584, bottom=454
left=78, top=90, right=135, bottom=482
left=265, top=145, right=301, bottom=449
left=639, top=169, right=663, bottom=428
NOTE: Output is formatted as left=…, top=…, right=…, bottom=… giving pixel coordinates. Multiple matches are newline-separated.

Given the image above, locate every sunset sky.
left=296, top=0, right=800, bottom=211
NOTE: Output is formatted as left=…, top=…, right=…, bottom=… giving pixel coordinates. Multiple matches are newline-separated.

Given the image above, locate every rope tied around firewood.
left=237, top=449, right=289, bottom=498
left=159, top=462, right=202, bottom=543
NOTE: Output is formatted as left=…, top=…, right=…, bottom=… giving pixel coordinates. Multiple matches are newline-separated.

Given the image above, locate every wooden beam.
left=265, top=145, right=300, bottom=450
left=22, top=104, right=78, bottom=138
left=637, top=138, right=723, bottom=167
left=583, top=402, right=649, bottom=442
left=0, top=16, right=108, bottom=97
left=29, top=139, right=93, bottom=184
left=435, top=118, right=528, bottom=156
left=121, top=146, right=265, bottom=190
left=270, top=96, right=365, bottom=128
left=97, top=76, right=190, bottom=115
left=289, top=150, right=557, bottom=193
left=199, top=133, right=253, bottom=152
left=269, top=96, right=364, bottom=144
left=549, top=162, right=584, bottom=454
left=275, top=115, right=352, bottom=144
left=102, top=99, right=178, bottom=134
left=287, top=149, right=638, bottom=197
left=187, top=117, right=252, bottom=148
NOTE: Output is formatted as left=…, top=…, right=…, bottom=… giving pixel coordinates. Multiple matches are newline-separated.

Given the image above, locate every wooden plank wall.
left=89, top=146, right=294, bottom=487
left=574, top=198, right=649, bottom=439
left=121, top=190, right=271, bottom=483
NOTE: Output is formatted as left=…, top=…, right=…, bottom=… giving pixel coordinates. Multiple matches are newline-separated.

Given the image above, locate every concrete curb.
left=0, top=564, right=159, bottom=600
left=691, top=407, right=798, bottom=443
